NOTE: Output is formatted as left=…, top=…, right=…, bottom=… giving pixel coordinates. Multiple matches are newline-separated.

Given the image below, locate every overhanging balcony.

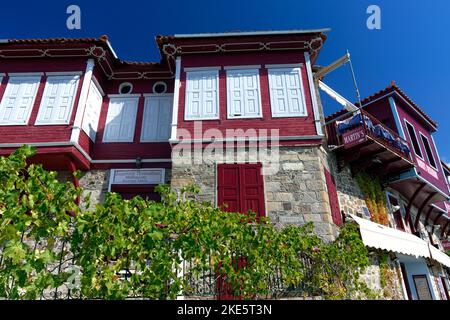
left=325, top=109, right=415, bottom=176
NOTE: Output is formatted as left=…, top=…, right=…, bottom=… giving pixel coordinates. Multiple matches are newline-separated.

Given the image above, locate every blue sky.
left=1, top=1, right=449, bottom=163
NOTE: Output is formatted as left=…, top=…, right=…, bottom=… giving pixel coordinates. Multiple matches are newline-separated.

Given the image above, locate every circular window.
left=153, top=81, right=167, bottom=94
left=118, top=82, right=133, bottom=95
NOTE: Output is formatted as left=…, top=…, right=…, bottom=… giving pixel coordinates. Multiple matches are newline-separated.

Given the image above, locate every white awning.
left=429, top=244, right=450, bottom=269
left=349, top=214, right=430, bottom=258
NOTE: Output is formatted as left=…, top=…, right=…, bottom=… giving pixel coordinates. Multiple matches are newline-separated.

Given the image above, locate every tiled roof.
left=359, top=80, right=437, bottom=129
left=325, top=81, right=438, bottom=129
left=3, top=35, right=109, bottom=45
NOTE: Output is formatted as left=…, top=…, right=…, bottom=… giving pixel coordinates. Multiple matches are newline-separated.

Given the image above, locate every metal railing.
left=325, top=109, right=413, bottom=163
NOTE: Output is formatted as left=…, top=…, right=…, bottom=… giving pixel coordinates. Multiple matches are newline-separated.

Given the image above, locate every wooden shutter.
left=227, top=69, right=261, bottom=118
left=81, top=81, right=103, bottom=141
left=268, top=67, right=307, bottom=117
left=37, top=75, right=79, bottom=124
left=103, top=97, right=138, bottom=142
left=185, top=70, right=218, bottom=120
left=217, top=164, right=240, bottom=213
left=240, top=164, right=265, bottom=218
left=217, top=163, right=265, bottom=218
left=324, top=167, right=342, bottom=226
left=0, top=76, right=40, bottom=124
left=141, top=96, right=173, bottom=142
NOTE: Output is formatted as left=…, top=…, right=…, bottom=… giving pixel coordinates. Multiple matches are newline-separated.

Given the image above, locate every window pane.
left=405, top=122, right=423, bottom=158
left=420, top=134, right=437, bottom=168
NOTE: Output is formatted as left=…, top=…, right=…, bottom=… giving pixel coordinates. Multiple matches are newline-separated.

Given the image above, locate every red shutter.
left=324, top=168, right=342, bottom=226
left=240, top=164, right=265, bottom=219
left=217, top=164, right=240, bottom=213
left=217, top=163, right=265, bottom=218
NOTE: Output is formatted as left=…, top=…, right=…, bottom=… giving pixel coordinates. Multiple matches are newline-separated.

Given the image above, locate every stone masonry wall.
left=171, top=145, right=338, bottom=241
left=327, top=153, right=367, bottom=217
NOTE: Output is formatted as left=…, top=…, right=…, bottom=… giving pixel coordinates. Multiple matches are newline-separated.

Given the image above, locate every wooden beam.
left=405, top=183, right=426, bottom=230
left=415, top=192, right=437, bottom=230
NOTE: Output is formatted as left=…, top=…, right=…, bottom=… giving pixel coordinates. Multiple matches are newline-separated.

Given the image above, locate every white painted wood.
left=304, top=52, right=323, bottom=135
left=268, top=67, right=307, bottom=117
left=223, top=65, right=261, bottom=70
left=36, top=75, right=80, bottom=124
left=183, top=66, right=221, bottom=72
left=70, top=59, right=95, bottom=142
left=102, top=97, right=139, bottom=142
left=226, top=69, right=262, bottom=119
left=185, top=69, right=219, bottom=120
left=0, top=75, right=40, bottom=125
left=81, top=81, right=103, bottom=141
left=170, top=57, right=181, bottom=142
left=265, top=63, right=303, bottom=69
left=141, top=96, right=173, bottom=142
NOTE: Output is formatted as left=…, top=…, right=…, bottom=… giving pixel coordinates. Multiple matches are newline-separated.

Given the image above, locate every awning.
left=429, top=244, right=450, bottom=269
left=349, top=214, right=430, bottom=258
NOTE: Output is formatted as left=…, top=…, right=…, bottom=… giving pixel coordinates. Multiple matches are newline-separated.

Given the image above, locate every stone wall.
left=327, top=153, right=367, bottom=217
left=359, top=252, right=406, bottom=300
left=171, top=145, right=338, bottom=241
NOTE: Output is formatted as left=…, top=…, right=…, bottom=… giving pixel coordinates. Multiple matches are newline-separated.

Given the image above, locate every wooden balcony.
left=325, top=109, right=415, bottom=176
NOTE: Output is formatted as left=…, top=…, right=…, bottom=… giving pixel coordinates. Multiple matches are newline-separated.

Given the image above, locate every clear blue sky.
left=1, top=1, right=449, bottom=164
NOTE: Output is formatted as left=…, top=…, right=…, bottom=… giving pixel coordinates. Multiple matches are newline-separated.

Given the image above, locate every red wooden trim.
left=133, top=96, right=145, bottom=143
left=28, top=74, right=46, bottom=125
left=414, top=192, right=437, bottom=230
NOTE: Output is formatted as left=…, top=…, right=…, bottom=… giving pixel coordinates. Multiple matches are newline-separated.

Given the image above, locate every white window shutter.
left=201, top=73, right=218, bottom=118
left=285, top=69, right=306, bottom=115
left=37, top=75, right=79, bottom=124
left=228, top=72, right=243, bottom=117
left=0, top=76, right=40, bottom=124
left=226, top=69, right=261, bottom=118
left=141, top=96, right=173, bottom=142
left=242, top=71, right=261, bottom=117
left=103, top=97, right=138, bottom=142
left=268, top=67, right=307, bottom=117
left=81, top=81, right=103, bottom=141
left=185, top=70, right=218, bottom=120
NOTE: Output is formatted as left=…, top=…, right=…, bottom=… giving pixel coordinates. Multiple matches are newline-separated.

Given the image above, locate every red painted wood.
left=324, top=167, right=342, bottom=226
left=90, top=162, right=171, bottom=170
left=217, top=163, right=265, bottom=218
left=176, top=52, right=318, bottom=142
left=78, top=130, right=94, bottom=155
left=394, top=96, right=449, bottom=196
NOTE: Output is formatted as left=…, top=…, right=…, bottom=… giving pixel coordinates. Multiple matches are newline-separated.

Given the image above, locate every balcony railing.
left=325, top=109, right=414, bottom=170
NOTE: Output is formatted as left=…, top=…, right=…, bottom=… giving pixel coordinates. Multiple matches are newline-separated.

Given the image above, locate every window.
left=141, top=96, right=173, bottom=142
left=267, top=67, right=307, bottom=117
left=405, top=121, right=423, bottom=158
left=226, top=69, right=262, bottom=119
left=419, top=133, right=437, bottom=169
left=118, top=82, right=133, bottom=95
left=81, top=81, right=103, bottom=141
left=36, top=75, right=79, bottom=124
left=388, top=194, right=405, bottom=231
left=185, top=69, right=219, bottom=120
left=0, top=75, right=40, bottom=125
left=103, top=97, right=139, bottom=142
left=152, top=81, right=167, bottom=94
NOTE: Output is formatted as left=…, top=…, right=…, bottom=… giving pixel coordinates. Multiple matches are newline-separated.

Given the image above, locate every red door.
left=324, top=168, right=342, bottom=226
left=216, top=164, right=264, bottom=300
left=217, top=163, right=265, bottom=218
